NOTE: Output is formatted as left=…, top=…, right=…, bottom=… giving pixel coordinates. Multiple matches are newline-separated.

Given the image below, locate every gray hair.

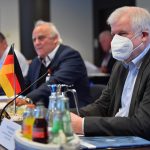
left=107, top=6, right=150, bottom=33
left=34, top=20, right=62, bottom=43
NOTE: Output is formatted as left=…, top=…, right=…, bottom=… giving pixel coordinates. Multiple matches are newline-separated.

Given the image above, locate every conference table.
left=1, top=97, right=150, bottom=150
left=0, top=136, right=150, bottom=150
left=0, top=146, right=150, bottom=150
left=0, top=141, right=150, bottom=150
left=0, top=145, right=150, bottom=150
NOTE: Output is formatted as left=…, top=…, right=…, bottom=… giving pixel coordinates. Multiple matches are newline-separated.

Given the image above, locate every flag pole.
left=12, top=44, right=17, bottom=114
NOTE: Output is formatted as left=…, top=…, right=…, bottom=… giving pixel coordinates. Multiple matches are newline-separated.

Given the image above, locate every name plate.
left=0, top=118, right=21, bottom=150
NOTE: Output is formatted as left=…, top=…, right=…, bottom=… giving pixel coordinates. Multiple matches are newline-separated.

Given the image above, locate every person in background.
left=16, top=20, right=90, bottom=108
left=0, top=32, right=29, bottom=77
left=71, top=6, right=150, bottom=140
left=98, top=30, right=116, bottom=73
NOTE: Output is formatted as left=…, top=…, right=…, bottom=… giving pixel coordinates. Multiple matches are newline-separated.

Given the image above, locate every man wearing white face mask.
left=70, top=6, right=150, bottom=140
left=111, top=32, right=144, bottom=62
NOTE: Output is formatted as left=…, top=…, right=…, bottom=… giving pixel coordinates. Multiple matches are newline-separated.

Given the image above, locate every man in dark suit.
left=16, top=20, right=90, bottom=108
left=71, top=6, right=150, bottom=140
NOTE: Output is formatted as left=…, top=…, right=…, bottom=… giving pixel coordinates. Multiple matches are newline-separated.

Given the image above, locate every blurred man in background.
left=98, top=30, right=116, bottom=73
left=16, top=20, right=91, bottom=108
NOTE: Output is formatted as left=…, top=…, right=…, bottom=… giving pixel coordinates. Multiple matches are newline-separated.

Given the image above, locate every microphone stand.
left=0, top=70, right=49, bottom=123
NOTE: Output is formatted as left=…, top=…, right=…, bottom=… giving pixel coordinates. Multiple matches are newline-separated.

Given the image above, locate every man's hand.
left=15, top=98, right=28, bottom=106
left=70, top=112, right=84, bottom=135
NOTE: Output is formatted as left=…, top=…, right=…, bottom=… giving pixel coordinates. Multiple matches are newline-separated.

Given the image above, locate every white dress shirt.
left=40, top=44, right=60, bottom=67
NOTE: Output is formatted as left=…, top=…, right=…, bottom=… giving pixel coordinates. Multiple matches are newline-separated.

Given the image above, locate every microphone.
left=0, top=69, right=51, bottom=123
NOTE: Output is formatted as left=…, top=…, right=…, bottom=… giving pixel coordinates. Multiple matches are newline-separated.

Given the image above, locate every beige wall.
left=0, top=0, right=20, bottom=51
left=50, top=0, right=93, bottom=63
left=0, top=0, right=150, bottom=60
left=136, top=0, right=150, bottom=11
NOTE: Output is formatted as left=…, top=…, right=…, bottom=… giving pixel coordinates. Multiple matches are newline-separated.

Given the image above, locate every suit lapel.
left=32, top=59, right=42, bottom=89
left=48, top=44, right=63, bottom=72
left=129, top=49, right=150, bottom=115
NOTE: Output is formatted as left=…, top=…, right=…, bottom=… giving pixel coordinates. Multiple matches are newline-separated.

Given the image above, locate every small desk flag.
left=0, top=45, right=25, bottom=97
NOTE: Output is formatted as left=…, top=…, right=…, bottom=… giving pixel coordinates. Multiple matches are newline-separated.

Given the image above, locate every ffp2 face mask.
left=111, top=34, right=134, bottom=61
left=111, top=34, right=143, bottom=61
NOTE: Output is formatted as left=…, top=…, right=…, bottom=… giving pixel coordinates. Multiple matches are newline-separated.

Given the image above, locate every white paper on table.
left=0, top=118, right=21, bottom=150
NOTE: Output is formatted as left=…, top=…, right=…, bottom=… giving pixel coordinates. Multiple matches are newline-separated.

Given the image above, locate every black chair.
left=89, top=84, right=106, bottom=103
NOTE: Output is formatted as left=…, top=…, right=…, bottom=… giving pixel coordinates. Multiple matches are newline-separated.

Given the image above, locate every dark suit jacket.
left=25, top=44, right=90, bottom=108
left=78, top=49, right=150, bottom=140
left=106, top=55, right=116, bottom=73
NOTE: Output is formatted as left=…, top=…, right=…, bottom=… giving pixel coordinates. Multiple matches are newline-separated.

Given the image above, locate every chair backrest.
left=89, top=84, right=106, bottom=103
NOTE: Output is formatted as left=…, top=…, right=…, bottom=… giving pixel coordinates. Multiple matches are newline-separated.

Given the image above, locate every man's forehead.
left=111, top=24, right=131, bottom=35
left=33, top=32, right=46, bottom=36
left=110, top=15, right=131, bottom=33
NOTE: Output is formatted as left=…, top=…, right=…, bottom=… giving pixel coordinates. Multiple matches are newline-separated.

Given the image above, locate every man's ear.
left=141, top=31, right=149, bottom=42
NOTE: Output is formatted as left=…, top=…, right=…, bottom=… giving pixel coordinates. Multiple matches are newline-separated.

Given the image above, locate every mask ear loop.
left=131, top=31, right=143, bottom=49
left=131, top=31, right=142, bottom=40
left=132, top=42, right=143, bottom=51
left=127, top=32, right=144, bottom=59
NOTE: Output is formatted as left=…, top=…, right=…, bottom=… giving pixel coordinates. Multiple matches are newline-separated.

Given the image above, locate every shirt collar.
left=47, top=44, right=60, bottom=61
left=39, top=44, right=60, bottom=67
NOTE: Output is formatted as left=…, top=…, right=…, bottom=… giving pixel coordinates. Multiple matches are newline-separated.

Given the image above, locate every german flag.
left=0, top=45, right=25, bottom=97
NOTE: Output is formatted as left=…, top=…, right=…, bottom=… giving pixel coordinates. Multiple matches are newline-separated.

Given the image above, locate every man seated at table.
left=71, top=6, right=150, bottom=140
left=16, top=20, right=91, bottom=108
